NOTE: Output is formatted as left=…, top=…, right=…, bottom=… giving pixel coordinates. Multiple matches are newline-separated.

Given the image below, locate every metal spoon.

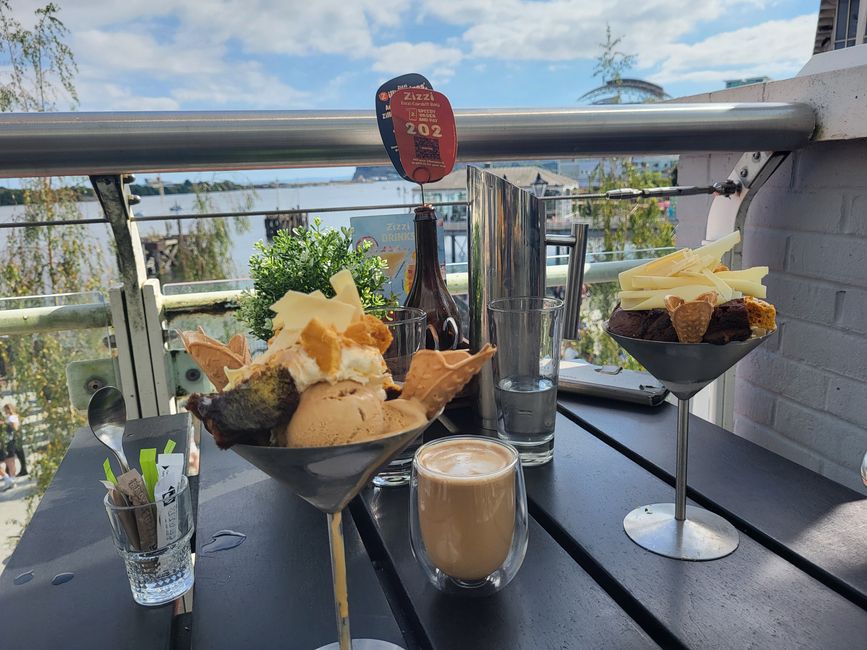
left=88, top=386, right=130, bottom=474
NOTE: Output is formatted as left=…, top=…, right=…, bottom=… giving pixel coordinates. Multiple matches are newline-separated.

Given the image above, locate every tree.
left=157, top=185, right=252, bottom=285
left=0, top=2, right=106, bottom=499
left=591, top=24, right=636, bottom=104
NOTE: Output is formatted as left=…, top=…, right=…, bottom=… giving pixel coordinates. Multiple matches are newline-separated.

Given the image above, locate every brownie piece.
left=608, top=305, right=678, bottom=341
left=703, top=299, right=751, bottom=344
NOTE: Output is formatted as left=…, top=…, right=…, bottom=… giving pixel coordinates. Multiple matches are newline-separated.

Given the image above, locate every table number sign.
left=389, top=87, right=457, bottom=184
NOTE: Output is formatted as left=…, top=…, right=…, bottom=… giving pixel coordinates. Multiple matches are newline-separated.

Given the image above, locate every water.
left=13, top=570, right=33, bottom=585
left=495, top=376, right=557, bottom=466
left=121, top=530, right=194, bottom=606
left=201, top=529, right=247, bottom=553
left=0, top=179, right=472, bottom=276
left=50, top=572, right=74, bottom=585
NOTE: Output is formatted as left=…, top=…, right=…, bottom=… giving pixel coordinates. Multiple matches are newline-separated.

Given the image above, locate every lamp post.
left=532, top=172, right=548, bottom=198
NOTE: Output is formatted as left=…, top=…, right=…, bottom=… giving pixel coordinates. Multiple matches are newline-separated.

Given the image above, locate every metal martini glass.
left=230, top=409, right=441, bottom=650
left=607, top=328, right=772, bottom=561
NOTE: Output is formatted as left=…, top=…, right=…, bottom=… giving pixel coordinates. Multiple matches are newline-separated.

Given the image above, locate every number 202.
left=405, top=122, right=442, bottom=137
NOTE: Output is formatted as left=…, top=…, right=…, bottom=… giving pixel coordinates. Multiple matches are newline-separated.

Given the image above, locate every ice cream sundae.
left=607, top=231, right=776, bottom=344
left=182, top=270, right=494, bottom=449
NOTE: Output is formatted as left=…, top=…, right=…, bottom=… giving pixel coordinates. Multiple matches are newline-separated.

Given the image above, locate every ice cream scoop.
left=278, top=381, right=386, bottom=448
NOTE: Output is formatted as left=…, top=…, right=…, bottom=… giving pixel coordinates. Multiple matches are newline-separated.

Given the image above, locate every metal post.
left=91, top=175, right=159, bottom=418
left=675, top=398, right=690, bottom=521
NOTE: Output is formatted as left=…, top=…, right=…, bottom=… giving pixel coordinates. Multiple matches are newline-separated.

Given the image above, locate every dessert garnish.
left=182, top=270, right=493, bottom=449
left=608, top=232, right=776, bottom=344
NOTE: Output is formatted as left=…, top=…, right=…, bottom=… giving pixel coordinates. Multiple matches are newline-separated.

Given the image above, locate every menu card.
left=350, top=213, right=446, bottom=304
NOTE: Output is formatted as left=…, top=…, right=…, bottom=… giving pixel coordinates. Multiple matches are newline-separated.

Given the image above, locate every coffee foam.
left=416, top=438, right=515, bottom=480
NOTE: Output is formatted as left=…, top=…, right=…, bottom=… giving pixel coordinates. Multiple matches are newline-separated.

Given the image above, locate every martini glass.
left=231, top=409, right=441, bottom=650
left=607, top=328, right=772, bottom=561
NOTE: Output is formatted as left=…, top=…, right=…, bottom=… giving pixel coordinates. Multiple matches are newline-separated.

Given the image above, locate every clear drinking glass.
left=104, top=475, right=195, bottom=606
left=368, top=306, right=427, bottom=487
left=488, top=297, right=564, bottom=466
left=410, top=436, right=528, bottom=596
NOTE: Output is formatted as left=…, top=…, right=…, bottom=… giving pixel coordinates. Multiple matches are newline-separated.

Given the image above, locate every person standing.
left=3, top=403, right=20, bottom=488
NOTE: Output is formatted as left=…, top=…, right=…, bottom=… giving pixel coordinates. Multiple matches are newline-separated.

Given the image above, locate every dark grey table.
left=7, top=398, right=867, bottom=649
left=0, top=413, right=192, bottom=650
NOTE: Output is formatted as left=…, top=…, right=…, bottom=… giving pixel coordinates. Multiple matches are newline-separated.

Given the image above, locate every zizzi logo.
left=402, top=90, right=434, bottom=101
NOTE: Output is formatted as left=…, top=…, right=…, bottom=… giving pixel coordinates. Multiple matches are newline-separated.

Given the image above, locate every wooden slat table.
left=191, top=432, right=407, bottom=649
left=7, top=398, right=867, bottom=649
left=0, top=414, right=191, bottom=650
left=558, top=394, right=867, bottom=606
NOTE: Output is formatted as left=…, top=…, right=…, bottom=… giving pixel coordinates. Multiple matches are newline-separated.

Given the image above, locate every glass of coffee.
left=410, top=436, right=528, bottom=595
left=488, top=297, right=564, bottom=466
left=367, top=306, right=427, bottom=487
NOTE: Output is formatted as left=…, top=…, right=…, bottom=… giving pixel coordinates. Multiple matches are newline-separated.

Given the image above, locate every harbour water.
left=0, top=179, right=470, bottom=278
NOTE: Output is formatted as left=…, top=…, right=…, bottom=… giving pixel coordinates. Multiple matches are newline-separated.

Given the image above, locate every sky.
left=6, top=0, right=820, bottom=183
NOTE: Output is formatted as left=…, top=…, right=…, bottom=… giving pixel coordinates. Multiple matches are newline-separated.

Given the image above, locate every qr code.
left=414, top=136, right=440, bottom=161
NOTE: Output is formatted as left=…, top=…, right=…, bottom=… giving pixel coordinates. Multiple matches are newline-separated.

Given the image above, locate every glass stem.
left=675, top=398, right=690, bottom=521
left=327, top=510, right=352, bottom=650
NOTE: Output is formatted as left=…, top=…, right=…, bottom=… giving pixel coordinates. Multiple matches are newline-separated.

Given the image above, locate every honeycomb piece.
left=300, top=318, right=342, bottom=373
left=744, top=296, right=777, bottom=332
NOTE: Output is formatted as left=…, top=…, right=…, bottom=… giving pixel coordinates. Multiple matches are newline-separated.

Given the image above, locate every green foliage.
left=0, top=1, right=77, bottom=112
left=0, top=2, right=103, bottom=504
left=238, top=217, right=392, bottom=341
left=573, top=160, right=676, bottom=368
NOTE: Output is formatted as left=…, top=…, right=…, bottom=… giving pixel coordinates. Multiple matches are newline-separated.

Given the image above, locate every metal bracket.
left=705, top=151, right=790, bottom=270
left=702, top=150, right=790, bottom=430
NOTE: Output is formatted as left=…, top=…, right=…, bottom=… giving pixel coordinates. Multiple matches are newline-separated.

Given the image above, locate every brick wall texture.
left=677, top=140, right=867, bottom=494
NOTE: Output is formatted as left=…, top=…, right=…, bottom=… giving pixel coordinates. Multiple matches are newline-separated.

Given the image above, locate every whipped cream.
left=225, top=343, right=388, bottom=392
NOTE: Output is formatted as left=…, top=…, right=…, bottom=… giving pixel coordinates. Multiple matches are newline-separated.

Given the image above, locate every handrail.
left=0, top=257, right=643, bottom=335
left=0, top=104, right=815, bottom=178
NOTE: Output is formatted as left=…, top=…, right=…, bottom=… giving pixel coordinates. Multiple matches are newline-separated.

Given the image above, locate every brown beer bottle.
left=405, top=205, right=462, bottom=350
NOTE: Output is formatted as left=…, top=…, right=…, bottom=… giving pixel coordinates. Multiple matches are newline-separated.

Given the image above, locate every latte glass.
left=410, top=436, right=528, bottom=596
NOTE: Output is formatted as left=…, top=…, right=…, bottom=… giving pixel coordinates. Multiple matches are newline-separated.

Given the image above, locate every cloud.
left=76, top=81, right=181, bottom=110
left=647, top=14, right=817, bottom=83
left=371, top=42, right=464, bottom=82
left=8, top=0, right=817, bottom=112
left=414, top=1, right=814, bottom=90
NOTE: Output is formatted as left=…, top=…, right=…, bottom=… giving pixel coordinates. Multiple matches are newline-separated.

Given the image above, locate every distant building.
left=352, top=166, right=403, bottom=182
left=414, top=166, right=580, bottom=222
left=579, top=78, right=670, bottom=104
left=724, top=77, right=771, bottom=88
left=814, top=0, right=866, bottom=52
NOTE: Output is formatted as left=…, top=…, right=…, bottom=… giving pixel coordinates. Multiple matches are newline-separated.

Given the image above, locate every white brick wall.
left=677, top=139, right=867, bottom=494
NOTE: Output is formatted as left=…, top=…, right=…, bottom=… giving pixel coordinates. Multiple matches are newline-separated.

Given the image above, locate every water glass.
left=367, top=306, right=427, bottom=487
left=410, top=436, right=528, bottom=596
left=104, top=475, right=195, bottom=606
left=488, top=297, right=564, bottom=466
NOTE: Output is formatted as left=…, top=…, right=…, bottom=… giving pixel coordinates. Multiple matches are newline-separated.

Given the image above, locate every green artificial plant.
left=238, top=218, right=392, bottom=341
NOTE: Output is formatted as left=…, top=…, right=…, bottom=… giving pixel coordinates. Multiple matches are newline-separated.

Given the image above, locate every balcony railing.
left=0, top=102, right=816, bottom=420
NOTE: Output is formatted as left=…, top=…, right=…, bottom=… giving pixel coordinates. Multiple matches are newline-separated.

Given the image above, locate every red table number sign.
left=390, top=89, right=457, bottom=184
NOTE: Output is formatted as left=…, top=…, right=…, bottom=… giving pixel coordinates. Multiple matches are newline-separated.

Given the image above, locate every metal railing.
left=0, top=104, right=814, bottom=178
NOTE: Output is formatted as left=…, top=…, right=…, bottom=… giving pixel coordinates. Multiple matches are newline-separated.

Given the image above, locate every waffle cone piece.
left=401, top=344, right=496, bottom=418
left=179, top=327, right=249, bottom=391
left=665, top=292, right=717, bottom=343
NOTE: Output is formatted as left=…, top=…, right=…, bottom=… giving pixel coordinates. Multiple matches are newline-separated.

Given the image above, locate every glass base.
left=497, top=435, right=553, bottom=467
left=123, top=532, right=195, bottom=606
left=316, top=640, right=405, bottom=649
left=623, top=503, right=739, bottom=561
